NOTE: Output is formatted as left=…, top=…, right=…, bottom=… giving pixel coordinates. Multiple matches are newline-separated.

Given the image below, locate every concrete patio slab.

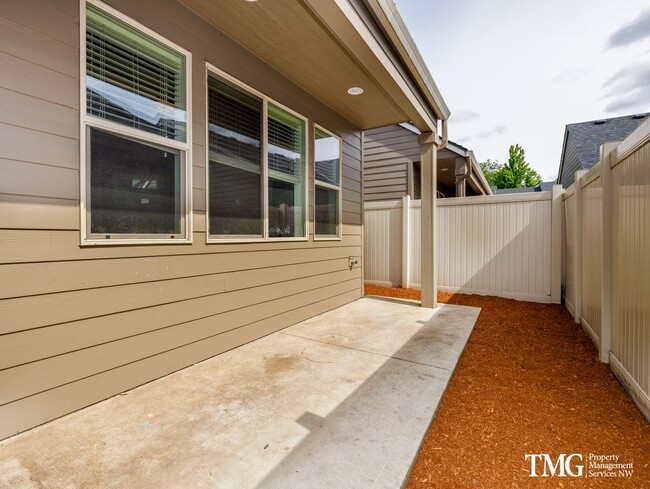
left=0, top=297, right=479, bottom=489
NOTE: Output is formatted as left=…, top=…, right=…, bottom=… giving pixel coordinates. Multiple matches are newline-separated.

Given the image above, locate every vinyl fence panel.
left=610, top=129, right=650, bottom=417
left=581, top=173, right=603, bottom=344
left=365, top=192, right=556, bottom=303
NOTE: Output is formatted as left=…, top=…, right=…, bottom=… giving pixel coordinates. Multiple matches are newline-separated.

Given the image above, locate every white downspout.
left=438, top=118, right=448, bottom=150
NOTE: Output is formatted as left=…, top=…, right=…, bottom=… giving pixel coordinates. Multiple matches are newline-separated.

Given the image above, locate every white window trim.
left=205, top=63, right=309, bottom=243
left=313, top=124, right=343, bottom=241
left=79, top=0, right=193, bottom=246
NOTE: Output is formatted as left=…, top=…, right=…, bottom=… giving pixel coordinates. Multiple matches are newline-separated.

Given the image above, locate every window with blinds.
left=268, top=104, right=306, bottom=238
left=268, top=105, right=304, bottom=182
left=205, top=71, right=307, bottom=241
left=207, top=75, right=263, bottom=237
left=86, top=3, right=187, bottom=142
left=82, top=3, right=189, bottom=242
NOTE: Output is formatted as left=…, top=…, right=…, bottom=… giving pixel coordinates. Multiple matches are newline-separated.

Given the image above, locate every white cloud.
left=450, top=110, right=480, bottom=123
left=397, top=0, right=650, bottom=177
left=603, top=62, right=650, bottom=112
left=607, top=9, right=650, bottom=48
left=553, top=69, right=591, bottom=85
left=476, top=125, right=508, bottom=139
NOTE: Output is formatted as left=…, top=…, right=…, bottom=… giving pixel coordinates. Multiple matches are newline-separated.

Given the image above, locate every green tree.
left=479, top=159, right=501, bottom=187
left=492, top=144, right=542, bottom=189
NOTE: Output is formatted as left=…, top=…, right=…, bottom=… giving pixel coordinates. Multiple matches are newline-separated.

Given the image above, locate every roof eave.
left=363, top=0, right=451, bottom=121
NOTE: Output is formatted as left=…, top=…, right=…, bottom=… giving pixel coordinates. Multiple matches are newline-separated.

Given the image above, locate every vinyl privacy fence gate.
left=364, top=190, right=563, bottom=303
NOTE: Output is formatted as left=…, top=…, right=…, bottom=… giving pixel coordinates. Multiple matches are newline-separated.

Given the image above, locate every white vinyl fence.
left=364, top=190, right=562, bottom=303
left=563, top=118, right=650, bottom=420
left=364, top=119, right=649, bottom=419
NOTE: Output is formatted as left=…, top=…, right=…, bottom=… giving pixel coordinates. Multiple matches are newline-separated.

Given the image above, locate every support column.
left=455, top=157, right=468, bottom=197
left=419, top=131, right=437, bottom=308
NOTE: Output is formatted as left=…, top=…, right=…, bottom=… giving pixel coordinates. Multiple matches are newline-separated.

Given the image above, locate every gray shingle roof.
left=493, top=181, right=555, bottom=195
left=494, top=187, right=537, bottom=194
left=537, top=181, right=555, bottom=192
left=567, top=113, right=648, bottom=169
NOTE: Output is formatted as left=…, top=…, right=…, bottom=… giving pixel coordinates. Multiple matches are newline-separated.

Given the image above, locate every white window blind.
left=207, top=75, right=263, bottom=237
left=207, top=77, right=262, bottom=172
left=86, top=4, right=187, bottom=142
left=268, top=104, right=304, bottom=181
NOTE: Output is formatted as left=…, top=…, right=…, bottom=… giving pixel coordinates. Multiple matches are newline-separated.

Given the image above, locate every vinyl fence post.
left=402, top=195, right=410, bottom=289
left=551, top=184, right=563, bottom=304
left=574, top=169, right=588, bottom=324
left=600, top=142, right=618, bottom=363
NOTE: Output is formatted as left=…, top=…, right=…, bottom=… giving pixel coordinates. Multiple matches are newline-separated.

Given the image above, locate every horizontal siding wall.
left=0, top=0, right=363, bottom=440
left=363, top=125, right=418, bottom=202
left=560, top=136, right=582, bottom=188
left=365, top=193, right=555, bottom=302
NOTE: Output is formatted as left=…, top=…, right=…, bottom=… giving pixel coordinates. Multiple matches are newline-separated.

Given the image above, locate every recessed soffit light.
left=347, top=87, right=364, bottom=95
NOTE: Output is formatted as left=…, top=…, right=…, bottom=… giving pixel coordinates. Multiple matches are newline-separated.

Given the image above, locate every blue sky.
left=397, top=0, right=650, bottom=180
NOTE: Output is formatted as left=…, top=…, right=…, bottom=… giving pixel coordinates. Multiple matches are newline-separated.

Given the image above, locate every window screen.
left=89, top=127, right=182, bottom=236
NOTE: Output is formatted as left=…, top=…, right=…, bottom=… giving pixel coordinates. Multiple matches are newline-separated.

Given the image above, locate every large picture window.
left=82, top=1, right=191, bottom=242
left=207, top=68, right=307, bottom=241
left=314, top=126, right=342, bottom=239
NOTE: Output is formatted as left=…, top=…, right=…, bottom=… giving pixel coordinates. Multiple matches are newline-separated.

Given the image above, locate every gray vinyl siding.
left=0, top=0, right=363, bottom=439
left=559, top=136, right=582, bottom=188
left=363, top=125, right=419, bottom=201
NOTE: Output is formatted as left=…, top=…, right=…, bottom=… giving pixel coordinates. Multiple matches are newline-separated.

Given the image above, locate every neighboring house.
left=557, top=112, right=648, bottom=188
left=0, top=0, right=449, bottom=439
left=363, top=123, right=492, bottom=201
left=493, top=181, right=555, bottom=194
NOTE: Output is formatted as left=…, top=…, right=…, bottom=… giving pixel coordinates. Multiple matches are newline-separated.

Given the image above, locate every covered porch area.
left=0, top=297, right=479, bottom=489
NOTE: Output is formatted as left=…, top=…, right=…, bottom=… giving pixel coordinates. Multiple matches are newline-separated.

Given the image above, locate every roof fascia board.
left=468, top=150, right=492, bottom=195
left=557, top=127, right=569, bottom=184
left=303, top=0, right=438, bottom=132
left=398, top=122, right=421, bottom=135
left=444, top=140, right=468, bottom=157
left=364, top=0, right=450, bottom=120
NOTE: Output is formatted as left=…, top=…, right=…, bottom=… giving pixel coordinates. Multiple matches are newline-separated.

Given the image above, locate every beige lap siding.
left=363, top=125, right=419, bottom=202
left=0, top=0, right=362, bottom=439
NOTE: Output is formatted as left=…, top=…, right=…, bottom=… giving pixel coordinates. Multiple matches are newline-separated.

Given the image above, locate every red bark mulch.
left=364, top=285, right=650, bottom=488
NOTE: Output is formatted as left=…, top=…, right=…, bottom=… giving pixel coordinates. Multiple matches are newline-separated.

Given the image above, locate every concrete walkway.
left=0, top=297, right=479, bottom=489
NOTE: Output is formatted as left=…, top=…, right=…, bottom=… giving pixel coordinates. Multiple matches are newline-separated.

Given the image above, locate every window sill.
left=206, top=237, right=310, bottom=244
left=81, top=237, right=192, bottom=246
left=313, top=236, right=342, bottom=242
